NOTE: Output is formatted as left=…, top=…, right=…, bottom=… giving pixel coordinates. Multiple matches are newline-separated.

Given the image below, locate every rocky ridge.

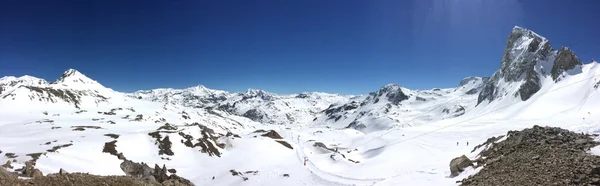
left=459, top=125, right=600, bottom=186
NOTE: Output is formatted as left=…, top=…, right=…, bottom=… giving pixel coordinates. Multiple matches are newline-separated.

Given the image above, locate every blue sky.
left=1, top=0, right=598, bottom=94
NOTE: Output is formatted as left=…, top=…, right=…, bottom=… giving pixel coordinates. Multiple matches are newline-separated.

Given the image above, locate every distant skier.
left=467, top=142, right=469, bottom=146
left=457, top=142, right=459, bottom=146
left=304, top=157, right=308, bottom=166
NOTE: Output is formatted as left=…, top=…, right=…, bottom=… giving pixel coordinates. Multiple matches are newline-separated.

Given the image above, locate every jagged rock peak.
left=501, top=26, right=553, bottom=82
left=477, top=26, right=555, bottom=105
left=551, top=46, right=583, bottom=81
left=373, top=83, right=409, bottom=105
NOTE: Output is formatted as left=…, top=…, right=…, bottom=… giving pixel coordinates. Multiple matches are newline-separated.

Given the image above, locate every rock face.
left=375, top=84, right=409, bottom=105
left=460, top=77, right=490, bottom=95
left=460, top=125, right=600, bottom=186
left=24, top=161, right=44, bottom=178
left=449, top=155, right=473, bottom=177
left=478, top=26, right=554, bottom=105
left=120, top=160, right=156, bottom=182
left=551, top=47, right=582, bottom=81
left=120, top=160, right=194, bottom=185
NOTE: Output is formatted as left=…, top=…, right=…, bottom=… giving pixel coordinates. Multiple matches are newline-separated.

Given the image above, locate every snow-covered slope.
left=1, top=26, right=599, bottom=186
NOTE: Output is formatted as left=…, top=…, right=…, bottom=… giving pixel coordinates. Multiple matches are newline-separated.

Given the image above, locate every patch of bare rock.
left=454, top=125, right=600, bottom=186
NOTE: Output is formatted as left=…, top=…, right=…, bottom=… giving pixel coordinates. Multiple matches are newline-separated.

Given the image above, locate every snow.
left=2, top=35, right=600, bottom=186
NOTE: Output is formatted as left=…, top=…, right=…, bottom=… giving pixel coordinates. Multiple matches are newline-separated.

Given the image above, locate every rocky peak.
left=500, top=26, right=553, bottom=82
left=477, top=26, right=556, bottom=105
left=242, top=89, right=275, bottom=100
left=551, top=46, right=582, bottom=81
left=372, top=84, right=409, bottom=105
left=52, top=69, right=105, bottom=90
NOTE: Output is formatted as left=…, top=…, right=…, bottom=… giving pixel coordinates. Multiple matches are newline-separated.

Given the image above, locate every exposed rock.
left=47, top=143, right=73, bottom=153
left=59, top=168, right=68, bottom=175
left=104, top=133, right=120, bottom=139
left=9, top=172, right=165, bottom=185
left=120, top=160, right=155, bottom=181
left=500, top=27, right=553, bottom=82
left=460, top=125, right=600, bottom=186
left=158, top=136, right=174, bottom=156
left=275, top=140, right=293, bottom=149
left=517, top=68, right=541, bottom=101
left=242, top=109, right=266, bottom=122
left=346, top=120, right=367, bottom=131
left=178, top=123, right=222, bottom=157
left=261, top=130, right=283, bottom=139
left=477, top=26, right=554, bottom=105
left=153, top=164, right=169, bottom=183
left=26, top=152, right=44, bottom=163
left=376, top=84, right=409, bottom=105
left=163, top=174, right=194, bottom=186
left=449, top=155, right=473, bottom=177
left=102, top=140, right=126, bottom=160
left=0, top=167, right=18, bottom=185
left=1, top=160, right=12, bottom=169
left=23, top=161, right=44, bottom=178
left=4, top=153, right=17, bottom=158
left=551, top=46, right=582, bottom=81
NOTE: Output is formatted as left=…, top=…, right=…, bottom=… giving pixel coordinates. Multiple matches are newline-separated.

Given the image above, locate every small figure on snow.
left=457, top=142, right=459, bottom=146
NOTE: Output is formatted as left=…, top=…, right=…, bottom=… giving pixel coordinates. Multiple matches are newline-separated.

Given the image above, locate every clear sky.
left=1, top=0, right=598, bottom=94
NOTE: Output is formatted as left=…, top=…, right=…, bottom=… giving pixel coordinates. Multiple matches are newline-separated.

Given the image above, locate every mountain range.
left=1, top=26, right=599, bottom=186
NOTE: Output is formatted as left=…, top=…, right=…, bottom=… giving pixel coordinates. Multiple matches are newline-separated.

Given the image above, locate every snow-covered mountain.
left=477, top=26, right=585, bottom=106
left=1, top=26, right=600, bottom=186
left=0, top=69, right=117, bottom=111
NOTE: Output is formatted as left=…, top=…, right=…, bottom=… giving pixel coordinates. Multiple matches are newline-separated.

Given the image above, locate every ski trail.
left=290, top=130, right=384, bottom=186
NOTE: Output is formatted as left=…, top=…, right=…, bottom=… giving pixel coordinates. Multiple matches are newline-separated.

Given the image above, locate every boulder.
left=449, top=155, right=473, bottom=177
left=59, top=168, right=68, bottom=175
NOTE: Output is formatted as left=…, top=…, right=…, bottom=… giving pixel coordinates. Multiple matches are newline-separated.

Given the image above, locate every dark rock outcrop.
left=178, top=123, right=222, bottom=157
left=375, top=84, right=409, bottom=105
left=551, top=47, right=582, bottom=81
left=242, top=109, right=266, bottom=122
left=261, top=130, right=283, bottom=139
